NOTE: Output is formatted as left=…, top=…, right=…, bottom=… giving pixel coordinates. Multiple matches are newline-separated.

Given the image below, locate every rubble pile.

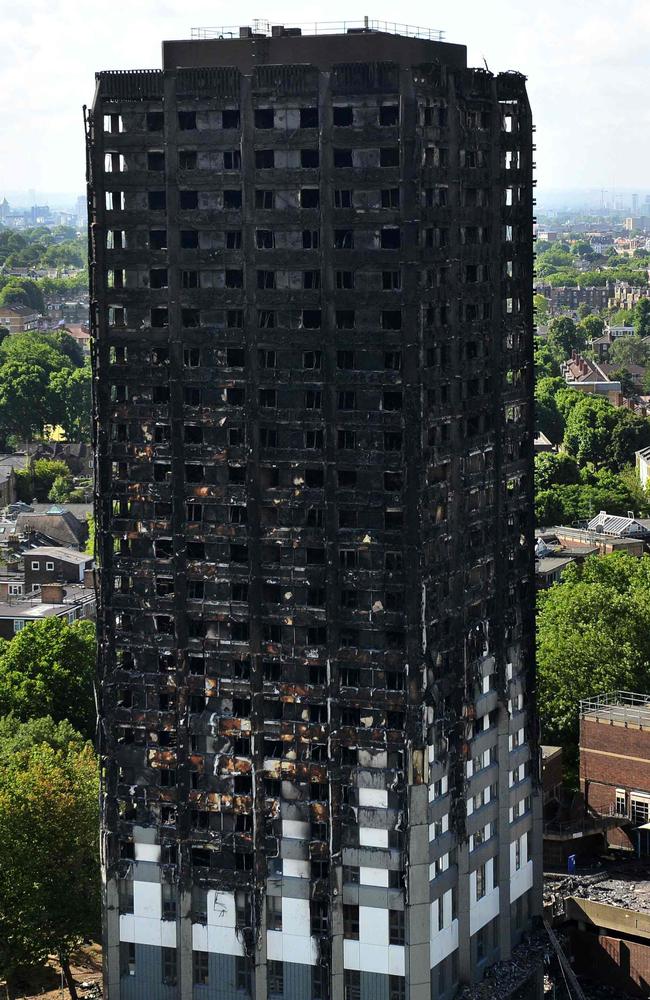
left=545, top=860, right=650, bottom=916
left=456, top=933, right=547, bottom=999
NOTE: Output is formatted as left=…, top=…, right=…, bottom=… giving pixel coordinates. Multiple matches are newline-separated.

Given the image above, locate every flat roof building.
left=88, top=21, right=540, bottom=1000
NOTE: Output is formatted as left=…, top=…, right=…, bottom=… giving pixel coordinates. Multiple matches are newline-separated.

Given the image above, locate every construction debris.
left=456, top=933, right=547, bottom=999
left=545, top=859, right=650, bottom=917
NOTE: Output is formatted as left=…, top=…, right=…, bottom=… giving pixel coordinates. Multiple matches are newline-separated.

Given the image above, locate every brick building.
left=0, top=304, right=40, bottom=333
left=580, top=692, right=650, bottom=848
left=88, top=20, right=540, bottom=1000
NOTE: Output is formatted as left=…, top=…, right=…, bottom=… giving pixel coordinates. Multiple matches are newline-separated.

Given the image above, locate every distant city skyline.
left=0, top=0, right=648, bottom=195
left=3, top=188, right=650, bottom=218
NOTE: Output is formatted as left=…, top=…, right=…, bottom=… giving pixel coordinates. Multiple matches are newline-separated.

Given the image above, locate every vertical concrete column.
left=104, top=875, right=121, bottom=999
left=179, top=887, right=193, bottom=1000
left=497, top=709, right=513, bottom=961
left=400, top=62, right=431, bottom=1000
left=406, top=783, right=432, bottom=1000
left=163, top=68, right=192, bottom=1000
left=254, top=905, right=268, bottom=1000
left=456, top=840, right=471, bottom=981
left=238, top=67, right=268, bottom=1000
left=317, top=67, right=344, bottom=1000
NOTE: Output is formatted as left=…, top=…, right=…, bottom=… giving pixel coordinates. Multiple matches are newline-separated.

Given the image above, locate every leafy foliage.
left=49, top=364, right=92, bottom=442
left=0, top=722, right=99, bottom=991
left=534, top=338, right=560, bottom=379
left=0, top=618, right=96, bottom=737
left=563, top=394, right=650, bottom=470
left=609, top=335, right=649, bottom=368
left=634, top=298, right=650, bottom=339
left=547, top=317, right=585, bottom=362
left=0, top=332, right=89, bottom=444
left=535, top=376, right=568, bottom=443
left=577, top=314, right=604, bottom=342
left=537, top=554, right=650, bottom=748
left=0, top=277, right=45, bottom=313
left=15, top=458, right=70, bottom=502
left=534, top=452, right=580, bottom=492
left=535, top=467, right=646, bottom=526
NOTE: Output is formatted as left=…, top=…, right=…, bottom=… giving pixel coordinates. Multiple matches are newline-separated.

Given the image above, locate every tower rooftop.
left=162, top=19, right=466, bottom=71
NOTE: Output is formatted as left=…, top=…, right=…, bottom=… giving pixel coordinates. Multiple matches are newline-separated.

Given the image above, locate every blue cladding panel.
left=194, top=952, right=252, bottom=1000
left=360, top=971, right=390, bottom=1000
left=120, top=944, right=177, bottom=1000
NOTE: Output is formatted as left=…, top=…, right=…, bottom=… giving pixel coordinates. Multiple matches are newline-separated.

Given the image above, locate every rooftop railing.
left=191, top=20, right=445, bottom=41
left=581, top=691, right=650, bottom=727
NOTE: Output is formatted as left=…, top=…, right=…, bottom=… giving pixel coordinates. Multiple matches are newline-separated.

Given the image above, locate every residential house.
left=590, top=324, right=635, bottom=361
left=561, top=353, right=623, bottom=402
left=609, top=283, right=649, bottom=311
left=637, top=446, right=650, bottom=489
left=0, top=582, right=95, bottom=639
left=537, top=283, right=611, bottom=315
left=534, top=431, right=554, bottom=454
left=23, top=545, right=93, bottom=593
left=63, top=323, right=91, bottom=355
left=580, top=691, right=650, bottom=852
left=0, top=304, right=40, bottom=333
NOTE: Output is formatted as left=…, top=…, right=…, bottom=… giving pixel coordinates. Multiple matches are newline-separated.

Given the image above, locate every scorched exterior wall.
left=87, top=27, right=540, bottom=1000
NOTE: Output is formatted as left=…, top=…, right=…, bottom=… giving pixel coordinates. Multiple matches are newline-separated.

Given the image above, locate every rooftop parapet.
left=581, top=691, right=650, bottom=728
left=190, top=19, right=445, bottom=41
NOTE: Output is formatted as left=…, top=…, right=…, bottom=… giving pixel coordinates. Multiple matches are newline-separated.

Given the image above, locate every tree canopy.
left=537, top=554, right=650, bottom=749
left=0, top=720, right=99, bottom=997
left=547, top=317, right=585, bottom=362
left=609, top=335, right=649, bottom=368
left=0, top=332, right=89, bottom=444
left=563, top=394, right=650, bottom=470
left=634, top=298, right=650, bottom=339
left=0, top=618, right=96, bottom=737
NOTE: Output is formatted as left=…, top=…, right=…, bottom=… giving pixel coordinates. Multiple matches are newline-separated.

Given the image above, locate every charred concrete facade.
left=87, top=24, right=541, bottom=1000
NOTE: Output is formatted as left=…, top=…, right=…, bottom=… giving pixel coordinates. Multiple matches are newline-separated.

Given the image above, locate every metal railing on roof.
left=191, top=20, right=445, bottom=41
left=581, top=691, right=650, bottom=727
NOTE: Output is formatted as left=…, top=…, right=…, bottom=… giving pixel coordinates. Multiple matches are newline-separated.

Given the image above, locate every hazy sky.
left=1, top=0, right=649, bottom=200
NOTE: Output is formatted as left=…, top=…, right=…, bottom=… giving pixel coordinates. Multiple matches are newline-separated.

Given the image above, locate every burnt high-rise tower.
left=88, top=21, right=540, bottom=1000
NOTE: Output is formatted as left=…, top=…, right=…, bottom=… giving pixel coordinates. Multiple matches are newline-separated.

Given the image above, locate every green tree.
left=577, top=314, right=604, bottom=343
left=634, top=298, right=650, bottom=339
left=535, top=247, right=574, bottom=277
left=0, top=618, right=96, bottom=736
left=545, top=270, right=579, bottom=287
left=547, top=316, right=585, bottom=362
left=535, top=376, right=567, bottom=443
left=15, top=458, right=70, bottom=502
left=609, top=335, right=649, bottom=367
left=563, top=394, right=650, bottom=470
left=535, top=452, right=580, bottom=491
left=0, top=359, right=57, bottom=440
left=535, top=468, right=643, bottom=527
left=0, top=278, right=45, bottom=314
left=0, top=714, right=85, bottom=756
left=51, top=330, right=85, bottom=368
left=48, top=473, right=74, bottom=503
left=0, top=333, right=75, bottom=442
left=537, top=554, right=650, bottom=749
left=0, top=331, right=73, bottom=371
left=85, top=514, right=95, bottom=557
left=49, top=364, right=91, bottom=441
left=608, top=367, right=637, bottom=399
left=534, top=339, right=560, bottom=379
left=533, top=293, right=549, bottom=324
left=0, top=730, right=99, bottom=998
left=571, top=240, right=595, bottom=258
left=43, top=241, right=85, bottom=270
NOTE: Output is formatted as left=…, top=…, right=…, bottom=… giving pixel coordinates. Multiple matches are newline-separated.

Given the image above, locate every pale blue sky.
left=1, top=0, right=648, bottom=199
